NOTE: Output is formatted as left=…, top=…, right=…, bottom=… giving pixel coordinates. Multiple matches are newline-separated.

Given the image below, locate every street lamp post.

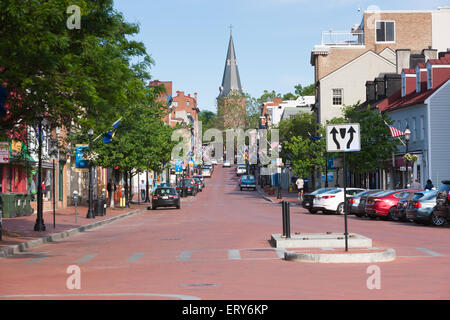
left=34, top=119, right=46, bottom=231
left=404, top=126, right=411, bottom=188
left=86, top=129, right=95, bottom=219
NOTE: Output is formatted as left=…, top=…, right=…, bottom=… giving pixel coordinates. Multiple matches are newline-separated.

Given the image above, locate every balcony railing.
left=321, top=31, right=364, bottom=46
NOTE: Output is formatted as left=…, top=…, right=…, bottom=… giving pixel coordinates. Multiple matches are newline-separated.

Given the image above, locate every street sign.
left=0, top=142, right=9, bottom=163
left=326, top=123, right=360, bottom=153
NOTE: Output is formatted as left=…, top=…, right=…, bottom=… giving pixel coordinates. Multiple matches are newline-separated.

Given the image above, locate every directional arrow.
left=346, top=126, right=356, bottom=149
left=330, top=127, right=340, bottom=150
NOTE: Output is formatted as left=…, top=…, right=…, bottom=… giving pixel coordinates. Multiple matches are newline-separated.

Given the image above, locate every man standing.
left=296, top=177, right=304, bottom=201
left=107, top=179, right=116, bottom=208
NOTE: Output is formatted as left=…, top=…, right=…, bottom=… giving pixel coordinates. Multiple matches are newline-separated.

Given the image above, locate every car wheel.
left=388, top=208, right=398, bottom=221
left=176, top=203, right=180, bottom=209
left=430, top=213, right=446, bottom=226
left=355, top=212, right=363, bottom=218
left=152, top=206, right=157, bottom=210
left=240, top=187, right=242, bottom=191
left=337, top=203, right=345, bottom=215
left=308, top=209, right=318, bottom=214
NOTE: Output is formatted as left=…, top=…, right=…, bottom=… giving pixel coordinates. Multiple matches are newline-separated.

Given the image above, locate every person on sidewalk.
left=140, top=180, right=146, bottom=201
left=425, top=179, right=434, bottom=191
left=107, top=179, right=116, bottom=208
left=296, top=177, right=304, bottom=201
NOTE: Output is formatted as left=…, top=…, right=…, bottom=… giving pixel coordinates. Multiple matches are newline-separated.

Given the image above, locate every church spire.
left=218, top=30, right=243, bottom=98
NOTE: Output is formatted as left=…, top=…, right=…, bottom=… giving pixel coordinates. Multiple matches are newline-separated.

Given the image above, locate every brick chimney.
left=375, top=77, right=386, bottom=100
left=365, top=81, right=376, bottom=102
left=396, top=49, right=411, bottom=74
left=384, top=73, right=401, bottom=97
left=422, top=48, right=438, bottom=62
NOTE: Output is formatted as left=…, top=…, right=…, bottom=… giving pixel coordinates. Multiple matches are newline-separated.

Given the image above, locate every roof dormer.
left=426, top=56, right=450, bottom=90
left=415, top=63, right=427, bottom=93
left=401, top=69, right=416, bottom=97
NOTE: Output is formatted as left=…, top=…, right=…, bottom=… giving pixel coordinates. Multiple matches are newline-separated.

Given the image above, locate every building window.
left=420, top=115, right=424, bottom=140
left=186, top=101, right=190, bottom=107
left=376, top=21, right=395, bottom=43
left=172, top=101, right=178, bottom=107
left=412, top=117, right=416, bottom=142
left=401, top=73, right=406, bottom=97
left=332, top=89, right=343, bottom=105
left=427, top=64, right=433, bottom=89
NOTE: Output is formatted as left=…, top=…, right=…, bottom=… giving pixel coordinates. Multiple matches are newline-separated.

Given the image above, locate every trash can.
left=94, top=199, right=106, bottom=216
left=0, top=193, right=16, bottom=218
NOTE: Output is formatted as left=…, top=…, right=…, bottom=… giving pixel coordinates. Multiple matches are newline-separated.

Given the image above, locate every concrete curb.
left=284, top=248, right=396, bottom=263
left=256, top=187, right=275, bottom=203
left=0, top=209, right=142, bottom=258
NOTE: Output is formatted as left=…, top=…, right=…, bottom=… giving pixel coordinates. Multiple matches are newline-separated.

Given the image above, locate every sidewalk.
left=0, top=202, right=147, bottom=256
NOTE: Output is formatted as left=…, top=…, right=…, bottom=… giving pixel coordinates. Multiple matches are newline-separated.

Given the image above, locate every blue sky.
left=113, top=0, right=448, bottom=112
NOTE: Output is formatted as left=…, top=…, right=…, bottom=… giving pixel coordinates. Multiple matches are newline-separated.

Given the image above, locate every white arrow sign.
left=326, top=123, right=361, bottom=153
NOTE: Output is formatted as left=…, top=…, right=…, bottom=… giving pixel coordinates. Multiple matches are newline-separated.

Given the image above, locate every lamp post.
left=86, top=129, right=95, bottom=219
left=404, top=126, right=411, bottom=188
left=34, top=119, right=45, bottom=231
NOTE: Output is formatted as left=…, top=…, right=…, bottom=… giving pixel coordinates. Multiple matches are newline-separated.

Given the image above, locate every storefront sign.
left=11, top=140, right=22, bottom=156
left=0, top=142, right=9, bottom=163
left=75, top=144, right=89, bottom=172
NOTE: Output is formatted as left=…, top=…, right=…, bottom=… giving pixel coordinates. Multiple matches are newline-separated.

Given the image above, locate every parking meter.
left=73, top=190, right=79, bottom=223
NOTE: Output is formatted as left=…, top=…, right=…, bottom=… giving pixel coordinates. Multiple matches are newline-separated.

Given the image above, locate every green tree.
left=198, top=111, right=217, bottom=136
left=294, top=84, right=315, bottom=97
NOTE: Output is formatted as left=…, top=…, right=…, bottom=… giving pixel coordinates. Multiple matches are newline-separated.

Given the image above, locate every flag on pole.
left=308, top=132, right=322, bottom=141
left=102, top=118, right=122, bottom=144
left=388, top=126, right=405, bottom=138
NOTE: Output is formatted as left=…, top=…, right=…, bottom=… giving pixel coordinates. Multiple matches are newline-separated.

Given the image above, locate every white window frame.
left=332, top=88, right=343, bottom=106
left=375, top=20, right=396, bottom=44
left=412, top=117, right=416, bottom=142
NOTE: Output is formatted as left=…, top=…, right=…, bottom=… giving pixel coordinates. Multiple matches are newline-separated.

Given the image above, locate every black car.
left=302, top=187, right=337, bottom=214
left=175, top=179, right=197, bottom=196
left=151, top=187, right=180, bottom=210
left=433, top=180, right=450, bottom=223
left=193, top=175, right=205, bottom=188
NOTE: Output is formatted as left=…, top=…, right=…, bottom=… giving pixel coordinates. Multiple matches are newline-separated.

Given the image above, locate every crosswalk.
left=1, top=247, right=446, bottom=265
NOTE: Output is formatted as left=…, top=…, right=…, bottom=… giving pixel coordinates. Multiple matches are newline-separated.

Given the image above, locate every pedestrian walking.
left=296, top=177, right=304, bottom=201
left=140, top=180, right=146, bottom=201
left=425, top=179, right=434, bottom=191
left=107, top=179, right=116, bottom=208
left=410, top=179, right=421, bottom=189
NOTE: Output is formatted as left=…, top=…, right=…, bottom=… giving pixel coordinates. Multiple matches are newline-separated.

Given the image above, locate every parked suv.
left=432, top=180, right=450, bottom=223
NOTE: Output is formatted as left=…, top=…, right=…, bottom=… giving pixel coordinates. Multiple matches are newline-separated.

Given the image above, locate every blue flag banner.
left=308, top=132, right=321, bottom=141
left=103, top=118, right=122, bottom=144
left=0, top=85, right=9, bottom=117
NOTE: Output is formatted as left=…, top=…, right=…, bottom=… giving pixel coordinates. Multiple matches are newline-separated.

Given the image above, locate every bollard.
left=281, top=201, right=286, bottom=238
left=286, top=201, right=291, bottom=239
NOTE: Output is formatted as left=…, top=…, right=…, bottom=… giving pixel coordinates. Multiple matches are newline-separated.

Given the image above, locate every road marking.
left=25, top=256, right=51, bottom=264
left=228, top=249, right=241, bottom=260
left=416, top=248, right=444, bottom=257
left=177, top=251, right=192, bottom=261
left=321, top=248, right=334, bottom=251
left=76, top=254, right=98, bottom=263
left=0, top=293, right=201, bottom=300
left=127, top=252, right=145, bottom=262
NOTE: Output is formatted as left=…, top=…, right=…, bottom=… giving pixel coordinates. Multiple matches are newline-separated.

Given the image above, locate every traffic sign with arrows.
left=326, top=124, right=360, bottom=153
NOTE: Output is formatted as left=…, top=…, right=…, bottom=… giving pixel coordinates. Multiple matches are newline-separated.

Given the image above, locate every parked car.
left=193, top=175, right=205, bottom=188
left=151, top=187, right=180, bottom=210
left=432, top=180, right=450, bottom=224
left=313, top=188, right=365, bottom=214
left=240, top=175, right=256, bottom=191
left=346, top=189, right=381, bottom=215
left=365, top=189, right=422, bottom=220
left=192, top=176, right=203, bottom=192
left=223, top=160, right=232, bottom=167
left=302, top=188, right=337, bottom=213
left=175, top=179, right=197, bottom=196
left=159, top=183, right=171, bottom=188
left=357, top=190, right=392, bottom=218
left=405, top=190, right=443, bottom=225
left=236, top=164, right=247, bottom=176
left=392, top=191, right=427, bottom=221
left=203, top=163, right=214, bottom=173
left=211, top=158, right=218, bottom=165
left=201, top=167, right=212, bottom=178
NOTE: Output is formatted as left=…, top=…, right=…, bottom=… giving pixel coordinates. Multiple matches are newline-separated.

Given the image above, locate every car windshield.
left=242, top=175, right=255, bottom=181
left=326, top=189, right=342, bottom=194
left=354, top=190, right=378, bottom=197
left=155, top=188, right=177, bottom=195
left=178, top=181, right=193, bottom=187
left=311, top=188, right=336, bottom=195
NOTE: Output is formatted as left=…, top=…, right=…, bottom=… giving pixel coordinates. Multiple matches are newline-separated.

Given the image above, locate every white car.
left=201, top=168, right=212, bottom=177
left=236, top=164, right=247, bottom=176
left=223, top=160, right=231, bottom=167
left=313, top=188, right=365, bottom=214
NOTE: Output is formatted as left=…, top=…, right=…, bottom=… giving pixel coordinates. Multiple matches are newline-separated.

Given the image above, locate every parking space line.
left=76, top=254, right=98, bottom=263
left=416, top=248, right=444, bottom=257
left=127, top=252, right=145, bottom=262
left=228, top=249, right=241, bottom=260
left=177, top=251, right=192, bottom=261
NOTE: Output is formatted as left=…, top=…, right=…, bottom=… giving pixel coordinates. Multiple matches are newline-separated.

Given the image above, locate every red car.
left=365, top=189, right=423, bottom=220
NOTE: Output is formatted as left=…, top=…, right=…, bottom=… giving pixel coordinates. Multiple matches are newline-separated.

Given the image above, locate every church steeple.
left=218, top=30, right=243, bottom=98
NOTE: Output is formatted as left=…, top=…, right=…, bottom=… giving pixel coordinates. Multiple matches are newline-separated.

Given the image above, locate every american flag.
left=388, top=126, right=405, bottom=138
